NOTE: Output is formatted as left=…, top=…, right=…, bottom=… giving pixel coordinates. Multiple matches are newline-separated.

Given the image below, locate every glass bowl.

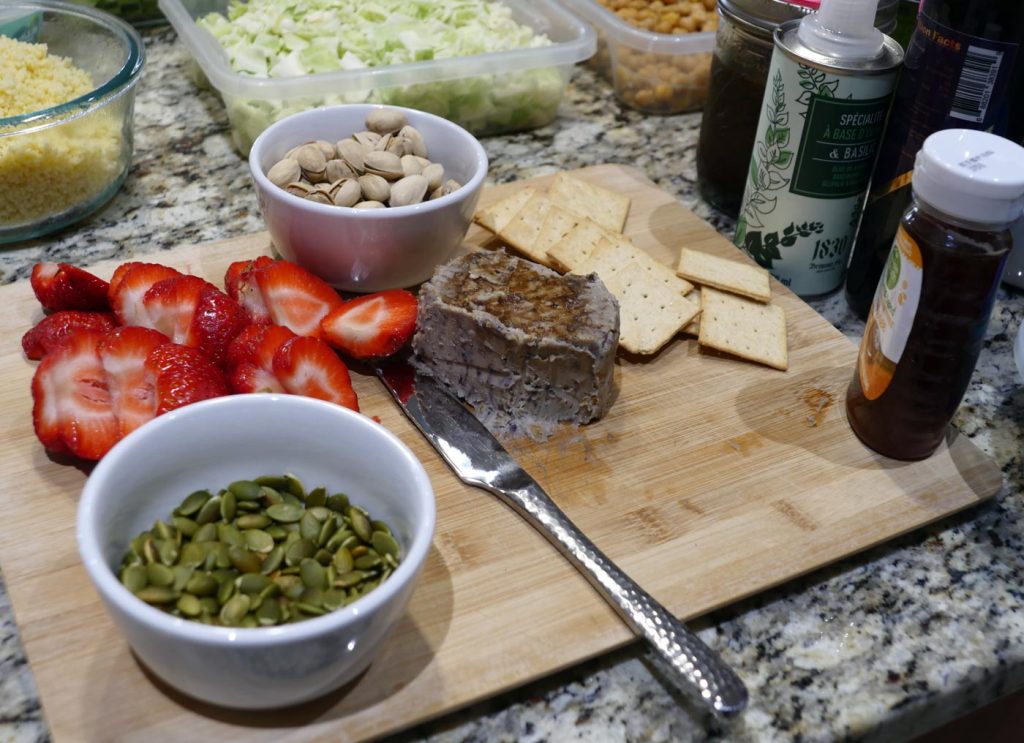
left=0, top=0, right=144, bottom=244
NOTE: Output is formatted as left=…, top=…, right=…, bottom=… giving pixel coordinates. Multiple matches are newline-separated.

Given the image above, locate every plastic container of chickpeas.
left=560, top=0, right=716, bottom=114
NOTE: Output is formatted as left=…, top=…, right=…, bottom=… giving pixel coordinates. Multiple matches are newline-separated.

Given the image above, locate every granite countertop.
left=3, top=26, right=1024, bottom=743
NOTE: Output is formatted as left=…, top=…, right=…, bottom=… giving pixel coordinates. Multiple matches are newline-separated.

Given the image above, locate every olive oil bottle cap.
left=797, top=0, right=884, bottom=60
left=913, top=129, right=1024, bottom=228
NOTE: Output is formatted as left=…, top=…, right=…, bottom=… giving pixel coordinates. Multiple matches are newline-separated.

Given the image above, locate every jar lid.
left=719, top=0, right=812, bottom=35
left=913, top=129, right=1024, bottom=227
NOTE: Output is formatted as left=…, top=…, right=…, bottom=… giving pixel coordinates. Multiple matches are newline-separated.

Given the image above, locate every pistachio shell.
left=330, top=179, right=362, bottom=208
left=352, top=130, right=381, bottom=149
left=400, top=154, right=425, bottom=177
left=398, top=125, right=427, bottom=158
left=337, top=139, right=365, bottom=173
left=354, top=200, right=386, bottom=210
left=325, top=159, right=356, bottom=183
left=306, top=191, right=333, bottom=205
left=364, top=150, right=403, bottom=181
left=285, top=182, right=316, bottom=198
left=422, top=162, right=445, bottom=191
left=389, top=174, right=428, bottom=208
left=267, top=158, right=301, bottom=188
left=357, top=174, right=391, bottom=203
left=295, top=144, right=327, bottom=182
left=313, top=139, right=336, bottom=159
left=365, top=107, right=408, bottom=135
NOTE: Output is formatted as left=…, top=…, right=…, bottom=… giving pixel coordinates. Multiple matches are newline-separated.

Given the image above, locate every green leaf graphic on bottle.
left=741, top=70, right=793, bottom=232
left=796, top=64, right=838, bottom=111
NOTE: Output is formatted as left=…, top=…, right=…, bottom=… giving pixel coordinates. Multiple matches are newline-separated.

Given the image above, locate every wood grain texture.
left=0, top=165, right=1001, bottom=742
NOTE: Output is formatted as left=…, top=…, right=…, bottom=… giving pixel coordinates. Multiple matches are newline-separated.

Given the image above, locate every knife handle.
left=499, top=481, right=748, bottom=717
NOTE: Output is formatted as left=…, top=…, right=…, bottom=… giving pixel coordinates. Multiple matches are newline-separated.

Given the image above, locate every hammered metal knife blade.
left=375, top=357, right=748, bottom=717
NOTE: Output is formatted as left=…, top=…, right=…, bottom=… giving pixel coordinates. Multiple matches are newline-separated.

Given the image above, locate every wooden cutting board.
left=0, top=165, right=1001, bottom=742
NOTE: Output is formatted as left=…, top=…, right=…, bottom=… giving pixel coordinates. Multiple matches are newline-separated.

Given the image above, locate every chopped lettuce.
left=196, top=0, right=567, bottom=153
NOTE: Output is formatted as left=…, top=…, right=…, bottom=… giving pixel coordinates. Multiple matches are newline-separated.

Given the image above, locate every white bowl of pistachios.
left=249, top=104, right=488, bottom=293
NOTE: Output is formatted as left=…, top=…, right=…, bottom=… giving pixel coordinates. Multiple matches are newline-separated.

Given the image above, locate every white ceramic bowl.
left=77, top=395, right=435, bottom=710
left=249, top=104, right=488, bottom=292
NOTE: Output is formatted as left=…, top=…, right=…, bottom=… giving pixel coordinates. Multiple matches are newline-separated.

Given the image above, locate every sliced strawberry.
left=225, top=323, right=294, bottom=394
left=22, top=310, right=117, bottom=360
left=98, top=327, right=167, bottom=437
left=140, top=276, right=248, bottom=367
left=109, top=262, right=182, bottom=326
left=321, top=289, right=418, bottom=360
left=146, top=343, right=230, bottom=414
left=31, top=330, right=119, bottom=460
left=31, top=263, right=110, bottom=312
left=251, top=261, right=342, bottom=338
left=225, top=256, right=275, bottom=325
left=273, top=336, right=359, bottom=411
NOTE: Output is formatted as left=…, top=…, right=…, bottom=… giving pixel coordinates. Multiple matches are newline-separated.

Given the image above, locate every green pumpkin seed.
left=195, top=496, right=222, bottom=525
left=354, top=554, right=382, bottom=570
left=199, top=597, right=220, bottom=615
left=121, top=565, right=148, bottom=593
left=220, top=491, right=237, bottom=522
left=176, top=490, right=212, bottom=517
left=332, top=547, right=354, bottom=574
left=371, top=520, right=392, bottom=536
left=308, top=506, right=331, bottom=522
left=185, top=572, right=218, bottom=596
left=146, top=562, right=175, bottom=587
left=172, top=565, right=194, bottom=591
left=306, top=487, right=327, bottom=508
left=295, top=602, right=325, bottom=616
left=142, top=536, right=158, bottom=564
left=237, top=573, right=272, bottom=594
left=266, top=524, right=288, bottom=541
left=177, top=593, right=202, bottom=617
left=316, top=519, right=338, bottom=549
left=236, top=513, right=271, bottom=530
left=212, top=542, right=232, bottom=569
left=219, top=594, right=251, bottom=626
left=241, top=614, right=259, bottom=628
left=266, top=503, right=303, bottom=523
left=172, top=516, right=199, bottom=538
left=314, top=548, right=333, bottom=566
left=300, top=558, right=326, bottom=590
left=283, top=473, right=305, bottom=499
left=326, top=493, right=349, bottom=512
left=325, top=529, right=352, bottom=552
left=260, top=486, right=284, bottom=506
left=157, top=539, right=179, bottom=566
left=254, top=475, right=290, bottom=490
left=236, top=501, right=261, bottom=513
left=350, top=545, right=368, bottom=558
left=216, top=578, right=236, bottom=605
left=228, top=546, right=263, bottom=574
left=299, top=511, right=320, bottom=541
left=256, top=599, right=282, bottom=626
left=136, top=586, right=179, bottom=604
left=260, top=545, right=284, bottom=575
left=243, top=529, right=274, bottom=554
left=192, top=522, right=218, bottom=543
left=298, top=586, right=324, bottom=607
left=179, top=541, right=206, bottom=567
left=322, top=588, right=346, bottom=611
left=372, top=531, right=400, bottom=559
left=153, top=521, right=176, bottom=541
left=349, top=508, right=372, bottom=542
left=284, top=538, right=315, bottom=566
left=335, top=570, right=366, bottom=588
left=217, top=523, right=243, bottom=547
left=228, top=480, right=263, bottom=501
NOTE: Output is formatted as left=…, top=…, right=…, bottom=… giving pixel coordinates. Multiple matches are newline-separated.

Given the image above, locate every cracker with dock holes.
left=547, top=218, right=615, bottom=272
left=574, top=239, right=699, bottom=355
left=497, top=193, right=554, bottom=264
left=677, top=247, right=772, bottom=303
left=548, top=172, right=630, bottom=233
left=698, top=287, right=788, bottom=370
left=534, top=204, right=580, bottom=260
left=474, top=187, right=536, bottom=234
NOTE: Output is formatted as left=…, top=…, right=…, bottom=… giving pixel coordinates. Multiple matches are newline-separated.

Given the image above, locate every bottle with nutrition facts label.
left=843, top=0, right=1024, bottom=320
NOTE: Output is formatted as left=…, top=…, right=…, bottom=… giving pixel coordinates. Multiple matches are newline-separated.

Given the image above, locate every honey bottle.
left=847, top=129, right=1024, bottom=460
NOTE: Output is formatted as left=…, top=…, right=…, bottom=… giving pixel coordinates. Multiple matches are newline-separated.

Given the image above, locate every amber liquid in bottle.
left=846, top=203, right=1011, bottom=460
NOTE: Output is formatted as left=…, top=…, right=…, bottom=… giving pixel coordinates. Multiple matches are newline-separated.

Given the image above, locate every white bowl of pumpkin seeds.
left=76, top=394, right=435, bottom=710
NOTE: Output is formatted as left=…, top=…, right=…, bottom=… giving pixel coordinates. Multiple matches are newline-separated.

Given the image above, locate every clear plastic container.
left=559, top=0, right=717, bottom=114
left=68, top=0, right=164, bottom=27
left=158, top=0, right=596, bottom=155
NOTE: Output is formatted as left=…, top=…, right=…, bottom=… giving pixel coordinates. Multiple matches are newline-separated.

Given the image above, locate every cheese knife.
left=375, top=357, right=748, bottom=717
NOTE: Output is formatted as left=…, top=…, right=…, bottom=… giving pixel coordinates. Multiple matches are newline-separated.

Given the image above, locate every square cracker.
left=547, top=218, right=615, bottom=272
left=698, top=287, right=788, bottom=370
left=592, top=236, right=695, bottom=295
left=474, top=187, right=536, bottom=234
left=677, top=247, right=772, bottom=303
left=548, top=172, right=630, bottom=233
left=533, top=204, right=580, bottom=264
left=575, top=240, right=700, bottom=355
left=497, top=193, right=553, bottom=264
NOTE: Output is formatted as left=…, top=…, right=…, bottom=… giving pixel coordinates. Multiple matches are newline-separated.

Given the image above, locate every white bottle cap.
left=797, top=0, right=884, bottom=60
left=913, top=129, right=1024, bottom=228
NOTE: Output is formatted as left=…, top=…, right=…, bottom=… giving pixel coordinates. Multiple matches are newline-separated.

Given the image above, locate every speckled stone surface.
left=3, top=26, right=1024, bottom=743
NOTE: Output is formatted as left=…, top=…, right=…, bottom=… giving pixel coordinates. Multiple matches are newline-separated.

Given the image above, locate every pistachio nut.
left=389, top=174, right=429, bottom=208
left=267, top=158, right=301, bottom=188
left=364, top=150, right=404, bottom=181
left=422, top=162, right=445, bottom=191
left=365, top=107, right=408, bottom=135
left=398, top=125, right=428, bottom=158
left=357, top=174, right=391, bottom=203
left=353, top=200, right=386, bottom=210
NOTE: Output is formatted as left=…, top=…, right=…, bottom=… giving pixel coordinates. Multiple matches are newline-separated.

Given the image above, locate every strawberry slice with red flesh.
left=22, top=310, right=117, bottom=361
left=146, top=342, right=230, bottom=414
left=273, top=336, right=359, bottom=411
left=108, top=262, right=182, bottom=326
left=321, top=289, right=418, bottom=360
left=141, top=276, right=248, bottom=367
left=98, top=326, right=168, bottom=437
left=31, top=329, right=120, bottom=460
left=252, top=261, right=342, bottom=339
left=31, top=263, right=110, bottom=312
left=226, top=323, right=294, bottom=394
left=225, top=256, right=274, bottom=325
